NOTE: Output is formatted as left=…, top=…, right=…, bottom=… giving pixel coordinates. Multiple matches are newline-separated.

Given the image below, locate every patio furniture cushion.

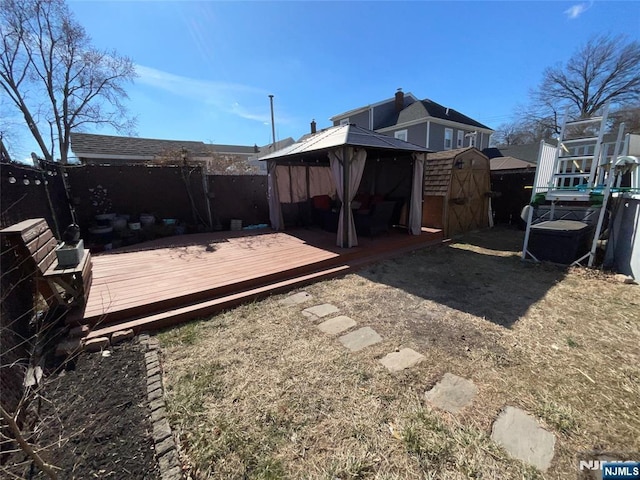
left=312, top=194, right=332, bottom=211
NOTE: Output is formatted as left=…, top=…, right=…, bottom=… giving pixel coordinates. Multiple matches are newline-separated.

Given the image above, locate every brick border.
left=139, top=333, right=183, bottom=480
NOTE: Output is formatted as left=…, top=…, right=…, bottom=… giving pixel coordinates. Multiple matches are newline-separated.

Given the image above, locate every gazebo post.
left=342, top=145, right=350, bottom=248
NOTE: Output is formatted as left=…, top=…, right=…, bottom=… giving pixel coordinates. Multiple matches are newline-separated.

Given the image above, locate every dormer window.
left=340, top=118, right=349, bottom=126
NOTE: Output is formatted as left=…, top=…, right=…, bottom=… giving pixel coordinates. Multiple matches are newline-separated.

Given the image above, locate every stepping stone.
left=379, top=348, right=425, bottom=372
left=424, top=373, right=478, bottom=413
left=302, top=303, right=339, bottom=320
left=491, top=406, right=556, bottom=471
left=317, top=315, right=357, bottom=335
left=339, top=327, right=382, bottom=352
left=280, top=291, right=312, bottom=306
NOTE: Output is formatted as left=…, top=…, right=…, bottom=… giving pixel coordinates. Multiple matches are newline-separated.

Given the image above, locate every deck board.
left=79, top=227, right=442, bottom=329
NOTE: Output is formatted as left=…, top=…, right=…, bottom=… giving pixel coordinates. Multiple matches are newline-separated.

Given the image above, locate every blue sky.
left=5, top=0, right=640, bottom=161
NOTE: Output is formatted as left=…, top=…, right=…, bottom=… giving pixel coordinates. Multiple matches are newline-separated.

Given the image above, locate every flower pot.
left=95, top=213, right=116, bottom=227
left=140, top=214, right=155, bottom=227
left=112, top=217, right=127, bottom=231
left=55, top=239, right=84, bottom=267
left=89, top=225, right=113, bottom=244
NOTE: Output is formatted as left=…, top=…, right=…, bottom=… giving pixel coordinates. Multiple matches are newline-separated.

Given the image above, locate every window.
left=394, top=130, right=408, bottom=142
left=457, top=130, right=464, bottom=148
left=339, top=118, right=349, bottom=126
left=444, top=128, right=453, bottom=150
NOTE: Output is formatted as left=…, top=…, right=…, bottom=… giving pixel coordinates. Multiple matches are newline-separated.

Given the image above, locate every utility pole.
left=269, top=94, right=276, bottom=151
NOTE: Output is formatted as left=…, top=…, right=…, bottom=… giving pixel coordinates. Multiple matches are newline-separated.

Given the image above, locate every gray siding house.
left=330, top=89, right=493, bottom=151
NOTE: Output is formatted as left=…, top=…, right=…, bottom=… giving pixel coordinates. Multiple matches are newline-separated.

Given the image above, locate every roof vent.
left=445, top=107, right=450, bottom=116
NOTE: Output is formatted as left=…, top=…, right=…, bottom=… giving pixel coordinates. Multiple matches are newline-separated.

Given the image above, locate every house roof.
left=329, top=92, right=419, bottom=121
left=395, top=99, right=492, bottom=131
left=260, top=124, right=430, bottom=161
left=330, top=91, right=492, bottom=132
left=256, top=137, right=295, bottom=158
left=71, top=133, right=257, bottom=159
left=424, top=147, right=487, bottom=195
left=490, top=156, right=536, bottom=171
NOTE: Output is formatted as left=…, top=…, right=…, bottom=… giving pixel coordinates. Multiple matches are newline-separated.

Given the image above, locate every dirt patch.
left=3, top=342, right=160, bottom=479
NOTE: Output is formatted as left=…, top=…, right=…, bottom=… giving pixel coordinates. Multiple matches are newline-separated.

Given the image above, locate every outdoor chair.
left=354, top=201, right=397, bottom=237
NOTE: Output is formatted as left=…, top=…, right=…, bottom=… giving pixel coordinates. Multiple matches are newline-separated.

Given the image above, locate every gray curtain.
left=409, top=153, right=425, bottom=235
left=267, top=160, right=283, bottom=230
left=329, top=147, right=367, bottom=247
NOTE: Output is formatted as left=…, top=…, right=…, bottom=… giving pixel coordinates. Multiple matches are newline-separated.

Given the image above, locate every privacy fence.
left=1, top=162, right=269, bottom=234
left=0, top=161, right=268, bottom=421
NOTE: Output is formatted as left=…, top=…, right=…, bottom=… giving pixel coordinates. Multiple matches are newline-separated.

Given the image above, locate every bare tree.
left=523, top=34, right=640, bottom=135
left=153, top=148, right=211, bottom=229
left=0, top=0, right=136, bottom=164
left=491, top=117, right=557, bottom=147
left=610, top=103, right=640, bottom=134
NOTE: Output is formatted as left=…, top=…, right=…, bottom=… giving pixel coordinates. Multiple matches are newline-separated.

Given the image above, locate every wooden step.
left=85, top=264, right=352, bottom=339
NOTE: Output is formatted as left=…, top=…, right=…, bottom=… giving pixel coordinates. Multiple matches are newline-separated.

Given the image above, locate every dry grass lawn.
left=157, top=227, right=639, bottom=479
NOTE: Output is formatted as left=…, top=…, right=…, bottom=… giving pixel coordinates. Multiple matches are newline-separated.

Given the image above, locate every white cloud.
left=564, top=2, right=593, bottom=19
left=231, top=102, right=271, bottom=124
left=134, top=64, right=282, bottom=124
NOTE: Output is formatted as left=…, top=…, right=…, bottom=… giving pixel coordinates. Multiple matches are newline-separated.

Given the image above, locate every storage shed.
left=422, top=147, right=491, bottom=236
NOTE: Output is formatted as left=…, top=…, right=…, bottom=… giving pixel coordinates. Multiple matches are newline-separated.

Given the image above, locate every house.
left=70, top=132, right=289, bottom=175
left=329, top=89, right=494, bottom=151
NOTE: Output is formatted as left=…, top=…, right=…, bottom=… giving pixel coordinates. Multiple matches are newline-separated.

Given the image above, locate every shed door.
left=448, top=167, right=489, bottom=236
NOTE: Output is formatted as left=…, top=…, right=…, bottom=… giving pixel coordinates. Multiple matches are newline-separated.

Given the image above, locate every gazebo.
left=260, top=124, right=430, bottom=247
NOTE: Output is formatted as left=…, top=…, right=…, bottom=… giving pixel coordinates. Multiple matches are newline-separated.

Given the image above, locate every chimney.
left=395, top=88, right=404, bottom=112
left=310, top=119, right=317, bottom=134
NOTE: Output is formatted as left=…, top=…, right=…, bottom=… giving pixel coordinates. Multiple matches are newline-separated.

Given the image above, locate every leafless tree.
left=0, top=0, right=136, bottom=164
left=491, top=117, right=556, bottom=146
left=610, top=103, right=640, bottom=134
left=153, top=148, right=211, bottom=229
left=527, top=34, right=640, bottom=131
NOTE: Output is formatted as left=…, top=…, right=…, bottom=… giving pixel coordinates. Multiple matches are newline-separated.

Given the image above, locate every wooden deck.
left=77, top=227, right=443, bottom=338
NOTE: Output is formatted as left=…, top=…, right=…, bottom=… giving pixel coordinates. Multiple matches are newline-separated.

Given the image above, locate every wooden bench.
left=0, top=218, right=92, bottom=310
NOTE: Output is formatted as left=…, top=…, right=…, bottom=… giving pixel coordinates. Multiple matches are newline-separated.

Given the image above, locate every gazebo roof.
left=260, top=124, right=430, bottom=161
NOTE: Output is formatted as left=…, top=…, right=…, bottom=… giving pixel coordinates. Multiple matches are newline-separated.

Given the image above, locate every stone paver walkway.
left=294, top=296, right=555, bottom=474
left=424, top=372, right=478, bottom=413
left=317, top=315, right=357, bottom=335
left=302, top=303, right=340, bottom=320
left=339, top=327, right=382, bottom=352
left=280, top=291, right=312, bottom=306
left=491, top=406, right=556, bottom=471
left=379, top=348, right=425, bottom=372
